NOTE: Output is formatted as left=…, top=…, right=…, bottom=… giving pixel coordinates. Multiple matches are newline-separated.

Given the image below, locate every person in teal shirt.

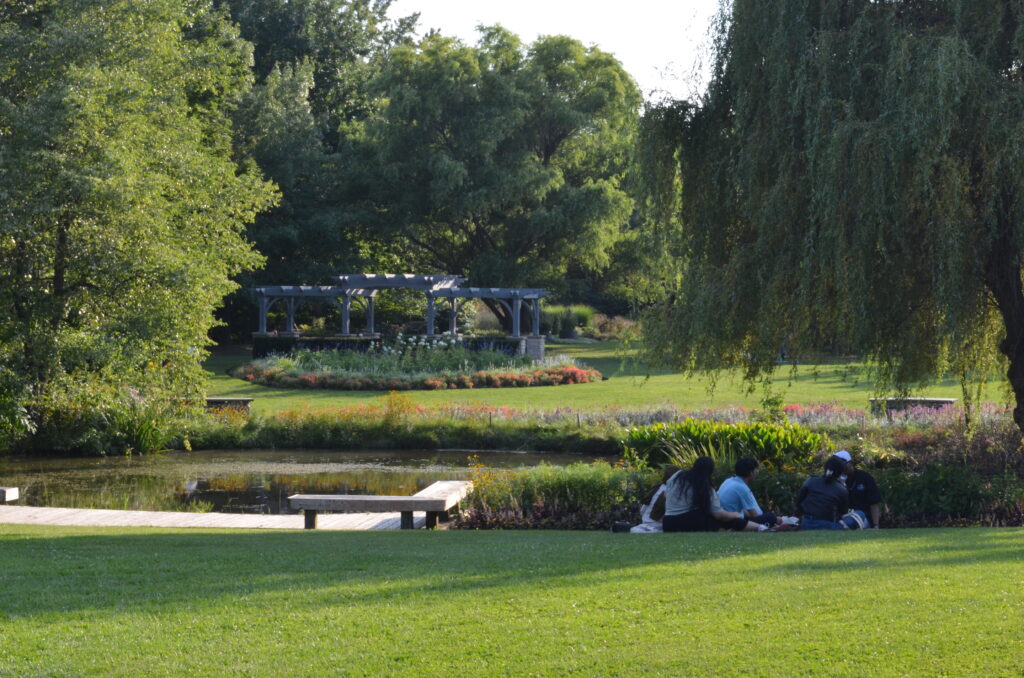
left=718, top=458, right=778, bottom=527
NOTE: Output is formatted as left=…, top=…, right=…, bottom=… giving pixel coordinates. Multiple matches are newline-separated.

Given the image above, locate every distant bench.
left=289, top=480, right=473, bottom=530
left=869, top=397, right=956, bottom=415
left=204, top=397, right=253, bottom=413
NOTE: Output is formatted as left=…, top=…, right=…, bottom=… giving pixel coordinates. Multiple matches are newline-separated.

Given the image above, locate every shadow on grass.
left=1, top=528, right=1020, bottom=619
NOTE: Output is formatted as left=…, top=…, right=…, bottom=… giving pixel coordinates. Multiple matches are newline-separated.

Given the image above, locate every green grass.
left=1, top=525, right=1021, bottom=676
left=206, top=342, right=980, bottom=415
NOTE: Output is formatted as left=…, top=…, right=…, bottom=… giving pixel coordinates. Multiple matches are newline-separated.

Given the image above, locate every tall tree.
left=642, top=0, right=1024, bottom=426
left=361, top=27, right=640, bottom=327
left=0, top=0, right=277, bottom=449
left=214, top=0, right=416, bottom=337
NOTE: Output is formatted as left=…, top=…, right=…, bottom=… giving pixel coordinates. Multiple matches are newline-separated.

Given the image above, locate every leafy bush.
left=452, top=460, right=1024, bottom=530
left=182, top=400, right=626, bottom=455
left=234, top=337, right=601, bottom=391
left=540, top=304, right=598, bottom=336
left=455, top=461, right=655, bottom=530
left=21, top=383, right=180, bottom=456
left=580, top=313, right=637, bottom=340
left=623, top=419, right=829, bottom=470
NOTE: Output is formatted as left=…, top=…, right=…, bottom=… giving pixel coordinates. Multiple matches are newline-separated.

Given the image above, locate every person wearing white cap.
left=835, top=450, right=882, bottom=528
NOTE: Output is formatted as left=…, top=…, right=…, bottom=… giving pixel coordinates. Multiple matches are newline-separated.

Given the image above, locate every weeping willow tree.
left=642, top=0, right=1024, bottom=427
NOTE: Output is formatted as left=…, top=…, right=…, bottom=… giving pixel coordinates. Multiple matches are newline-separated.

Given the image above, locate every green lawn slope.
left=205, top=342, right=980, bottom=415
left=1, top=526, right=1021, bottom=676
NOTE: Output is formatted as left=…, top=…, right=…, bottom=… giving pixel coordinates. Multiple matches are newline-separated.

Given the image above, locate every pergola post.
left=366, top=295, right=375, bottom=335
left=340, top=295, right=351, bottom=335
left=425, top=296, right=436, bottom=336
left=449, top=298, right=458, bottom=334
left=531, top=299, right=541, bottom=337
left=285, top=298, right=297, bottom=334
left=511, top=297, right=522, bottom=338
left=258, top=297, right=270, bottom=333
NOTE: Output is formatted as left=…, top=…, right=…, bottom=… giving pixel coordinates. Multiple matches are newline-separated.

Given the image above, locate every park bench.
left=869, top=397, right=956, bottom=415
left=204, top=397, right=253, bottom=413
left=289, top=480, right=473, bottom=530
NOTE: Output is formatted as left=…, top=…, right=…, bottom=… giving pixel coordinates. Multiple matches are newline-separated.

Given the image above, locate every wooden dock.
left=0, top=505, right=426, bottom=530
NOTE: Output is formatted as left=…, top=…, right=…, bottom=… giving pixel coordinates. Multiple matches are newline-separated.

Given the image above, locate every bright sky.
left=386, top=0, right=723, bottom=101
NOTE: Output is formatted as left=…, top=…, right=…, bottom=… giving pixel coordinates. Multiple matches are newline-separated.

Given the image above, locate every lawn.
left=1, top=525, right=1021, bottom=676
left=205, top=341, right=979, bottom=415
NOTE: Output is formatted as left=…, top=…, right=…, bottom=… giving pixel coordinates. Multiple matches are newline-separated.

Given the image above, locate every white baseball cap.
left=834, top=450, right=852, bottom=462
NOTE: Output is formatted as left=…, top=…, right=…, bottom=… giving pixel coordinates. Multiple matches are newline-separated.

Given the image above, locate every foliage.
left=232, top=335, right=603, bottom=390
left=23, top=385, right=178, bottom=456
left=622, top=419, right=829, bottom=469
left=183, top=404, right=624, bottom=455
left=359, top=27, right=641, bottom=328
left=215, top=0, right=418, bottom=336
left=234, top=361, right=602, bottom=391
left=0, top=0, right=277, bottom=453
left=540, top=304, right=598, bottom=336
left=456, top=461, right=654, bottom=529
left=579, top=313, right=637, bottom=341
left=641, top=0, right=1024, bottom=428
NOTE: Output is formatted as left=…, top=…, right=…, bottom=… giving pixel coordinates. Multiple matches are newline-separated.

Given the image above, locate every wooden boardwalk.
left=0, top=504, right=426, bottom=530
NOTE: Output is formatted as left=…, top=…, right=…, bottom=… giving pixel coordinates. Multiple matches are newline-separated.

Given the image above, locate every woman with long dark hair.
left=662, top=457, right=760, bottom=532
left=796, top=455, right=867, bottom=530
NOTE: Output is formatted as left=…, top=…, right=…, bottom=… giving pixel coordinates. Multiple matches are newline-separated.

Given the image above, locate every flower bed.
left=235, top=362, right=602, bottom=391
left=233, top=335, right=602, bottom=391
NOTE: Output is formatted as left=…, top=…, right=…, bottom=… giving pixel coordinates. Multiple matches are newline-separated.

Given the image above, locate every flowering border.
left=236, top=363, right=603, bottom=391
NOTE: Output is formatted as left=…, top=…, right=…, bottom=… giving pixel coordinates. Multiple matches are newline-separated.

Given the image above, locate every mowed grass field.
left=205, top=341, right=981, bottom=414
left=1, top=525, right=1021, bottom=677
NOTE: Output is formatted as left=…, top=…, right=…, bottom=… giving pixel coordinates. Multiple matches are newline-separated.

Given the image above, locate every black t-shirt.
left=796, top=476, right=849, bottom=522
left=845, top=470, right=882, bottom=524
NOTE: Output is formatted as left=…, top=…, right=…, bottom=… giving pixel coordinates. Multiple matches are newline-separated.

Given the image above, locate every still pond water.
left=0, top=449, right=604, bottom=514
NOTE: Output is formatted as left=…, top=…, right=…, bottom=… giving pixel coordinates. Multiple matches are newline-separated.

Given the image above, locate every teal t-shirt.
left=717, top=476, right=761, bottom=515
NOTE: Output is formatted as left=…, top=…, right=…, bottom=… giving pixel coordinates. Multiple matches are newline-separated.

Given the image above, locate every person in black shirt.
left=796, top=455, right=853, bottom=530
left=835, top=450, right=882, bottom=528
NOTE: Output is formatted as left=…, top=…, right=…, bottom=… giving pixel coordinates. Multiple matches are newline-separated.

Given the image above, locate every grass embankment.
left=1, top=525, right=1021, bottom=676
left=205, top=342, right=975, bottom=415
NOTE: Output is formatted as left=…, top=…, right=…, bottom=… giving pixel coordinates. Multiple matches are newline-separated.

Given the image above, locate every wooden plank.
left=413, top=481, right=472, bottom=510
left=290, top=480, right=472, bottom=513
left=289, top=494, right=448, bottom=512
left=0, top=505, right=440, bottom=531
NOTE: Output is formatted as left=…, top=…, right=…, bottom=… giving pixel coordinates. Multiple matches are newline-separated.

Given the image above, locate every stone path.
left=0, top=504, right=426, bottom=530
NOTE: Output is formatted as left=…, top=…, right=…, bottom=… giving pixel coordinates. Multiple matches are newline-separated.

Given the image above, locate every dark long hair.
left=823, top=455, right=846, bottom=484
left=674, top=456, right=715, bottom=512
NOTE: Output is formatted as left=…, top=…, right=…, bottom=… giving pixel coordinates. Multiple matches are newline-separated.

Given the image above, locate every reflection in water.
left=0, top=449, right=607, bottom=514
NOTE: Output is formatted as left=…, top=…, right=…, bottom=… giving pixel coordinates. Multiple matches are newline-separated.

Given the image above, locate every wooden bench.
left=869, top=397, right=956, bottom=415
left=204, top=397, right=253, bottom=413
left=289, top=480, right=472, bottom=530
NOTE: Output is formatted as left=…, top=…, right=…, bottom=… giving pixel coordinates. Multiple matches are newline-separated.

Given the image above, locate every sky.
left=386, top=0, right=723, bottom=101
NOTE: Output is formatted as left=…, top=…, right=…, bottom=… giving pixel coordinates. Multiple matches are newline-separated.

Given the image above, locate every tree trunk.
left=984, top=223, right=1024, bottom=431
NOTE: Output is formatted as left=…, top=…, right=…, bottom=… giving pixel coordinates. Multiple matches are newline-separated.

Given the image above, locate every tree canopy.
left=642, top=0, right=1024, bottom=425
left=359, top=27, right=641, bottom=327
left=0, top=0, right=277, bottom=449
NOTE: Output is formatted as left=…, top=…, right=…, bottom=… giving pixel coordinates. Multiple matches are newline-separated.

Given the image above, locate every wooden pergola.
left=251, top=274, right=549, bottom=338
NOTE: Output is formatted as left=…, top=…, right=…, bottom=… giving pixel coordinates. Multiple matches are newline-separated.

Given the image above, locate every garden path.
left=0, top=505, right=426, bottom=530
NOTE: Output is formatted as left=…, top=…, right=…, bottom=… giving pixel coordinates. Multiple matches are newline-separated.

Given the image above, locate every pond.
left=0, top=449, right=606, bottom=514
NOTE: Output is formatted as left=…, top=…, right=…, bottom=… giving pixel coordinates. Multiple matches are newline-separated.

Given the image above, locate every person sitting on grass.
left=717, top=458, right=780, bottom=528
left=796, top=455, right=868, bottom=530
left=662, top=456, right=764, bottom=532
left=627, top=465, right=680, bottom=534
left=835, top=450, right=882, bottom=529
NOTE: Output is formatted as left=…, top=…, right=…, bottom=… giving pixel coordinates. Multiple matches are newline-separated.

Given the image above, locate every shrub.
left=623, top=419, right=829, bottom=470
left=453, top=460, right=1024, bottom=530
left=234, top=358, right=601, bottom=392
left=455, top=461, right=656, bottom=530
